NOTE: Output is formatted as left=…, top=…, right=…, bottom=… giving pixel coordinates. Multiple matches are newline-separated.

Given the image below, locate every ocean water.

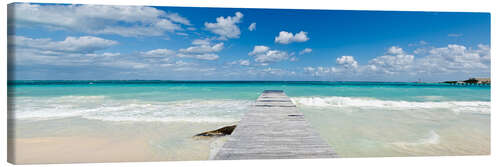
left=8, top=81, right=490, bottom=161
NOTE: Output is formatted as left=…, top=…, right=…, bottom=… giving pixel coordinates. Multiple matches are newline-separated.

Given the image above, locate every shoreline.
left=8, top=118, right=231, bottom=164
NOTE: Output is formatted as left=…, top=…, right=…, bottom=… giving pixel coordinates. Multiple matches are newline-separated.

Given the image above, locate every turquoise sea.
left=8, top=81, right=491, bottom=162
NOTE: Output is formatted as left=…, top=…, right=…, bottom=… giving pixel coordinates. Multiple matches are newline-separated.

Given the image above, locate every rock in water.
left=195, top=125, right=237, bottom=137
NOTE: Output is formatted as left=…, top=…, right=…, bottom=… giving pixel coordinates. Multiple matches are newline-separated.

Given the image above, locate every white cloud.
left=9, top=36, right=219, bottom=72
left=173, top=66, right=215, bottom=72
left=336, top=56, right=358, bottom=69
left=365, top=44, right=489, bottom=78
left=254, top=50, right=289, bottom=63
left=9, top=3, right=190, bottom=37
left=229, top=59, right=251, bottom=66
left=101, top=60, right=149, bottom=69
left=369, top=54, right=414, bottom=74
left=165, top=13, right=191, bottom=25
left=12, top=35, right=118, bottom=53
left=177, top=39, right=223, bottom=61
left=416, top=44, right=488, bottom=73
left=248, top=45, right=290, bottom=63
left=177, top=53, right=219, bottom=60
left=192, top=38, right=211, bottom=45
left=387, top=46, right=405, bottom=55
left=261, top=68, right=290, bottom=76
left=194, top=54, right=219, bottom=60
left=160, top=60, right=193, bottom=67
left=304, top=66, right=338, bottom=76
left=368, top=46, right=414, bottom=75
left=274, top=31, right=309, bottom=44
left=141, top=49, right=175, bottom=57
left=179, top=42, right=224, bottom=53
left=176, top=32, right=189, bottom=36
left=477, top=44, right=490, bottom=65
left=100, top=52, right=121, bottom=57
left=299, top=48, right=312, bottom=55
left=248, top=22, right=256, bottom=31
left=239, top=60, right=250, bottom=66
left=204, top=12, right=243, bottom=39
left=248, top=45, right=270, bottom=55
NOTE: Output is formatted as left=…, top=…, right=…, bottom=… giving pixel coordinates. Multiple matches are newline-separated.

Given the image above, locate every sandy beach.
left=9, top=136, right=152, bottom=164
left=8, top=118, right=231, bottom=164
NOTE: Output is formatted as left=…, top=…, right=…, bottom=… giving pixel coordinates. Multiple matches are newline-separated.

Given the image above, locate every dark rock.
left=194, top=125, right=237, bottom=137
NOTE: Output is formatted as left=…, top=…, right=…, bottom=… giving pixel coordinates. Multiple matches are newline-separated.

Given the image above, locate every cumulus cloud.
left=179, top=42, right=224, bottom=53
left=254, top=50, right=289, bottom=63
left=369, top=54, right=414, bottom=74
left=8, top=36, right=217, bottom=74
left=248, top=22, right=256, bottom=31
left=9, top=3, right=190, bottom=37
left=336, top=56, right=358, bottom=70
left=248, top=45, right=289, bottom=63
left=274, top=31, right=309, bottom=44
left=477, top=44, right=491, bottom=65
left=299, top=48, right=312, bottom=55
left=416, top=44, right=489, bottom=73
left=248, top=45, right=270, bottom=55
left=365, top=46, right=415, bottom=74
left=204, top=12, right=244, bottom=39
left=366, top=44, right=490, bottom=78
left=387, top=46, right=405, bottom=55
left=176, top=39, right=224, bottom=60
left=11, top=35, right=118, bottom=53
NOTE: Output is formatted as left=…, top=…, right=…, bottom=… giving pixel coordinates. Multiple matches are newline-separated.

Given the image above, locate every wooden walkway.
left=213, top=90, right=338, bottom=160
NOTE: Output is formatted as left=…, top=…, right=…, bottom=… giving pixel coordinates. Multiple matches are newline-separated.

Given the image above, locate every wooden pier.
left=213, top=90, right=338, bottom=160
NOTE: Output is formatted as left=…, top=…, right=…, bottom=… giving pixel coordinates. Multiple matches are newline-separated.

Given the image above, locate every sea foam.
left=392, top=130, right=441, bottom=147
left=291, top=96, right=490, bottom=114
left=11, top=96, right=252, bottom=123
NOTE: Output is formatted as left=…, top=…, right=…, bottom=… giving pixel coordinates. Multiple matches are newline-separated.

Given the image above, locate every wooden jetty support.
left=213, top=90, right=338, bottom=160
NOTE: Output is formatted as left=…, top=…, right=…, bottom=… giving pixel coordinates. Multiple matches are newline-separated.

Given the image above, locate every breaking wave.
left=11, top=96, right=252, bottom=123
left=291, top=96, right=490, bottom=114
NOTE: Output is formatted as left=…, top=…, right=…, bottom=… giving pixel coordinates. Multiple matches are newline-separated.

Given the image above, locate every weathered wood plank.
left=213, top=90, right=337, bottom=160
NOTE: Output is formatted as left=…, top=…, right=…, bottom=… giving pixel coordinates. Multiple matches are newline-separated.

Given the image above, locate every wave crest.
left=291, top=96, right=490, bottom=114
left=11, top=96, right=252, bottom=123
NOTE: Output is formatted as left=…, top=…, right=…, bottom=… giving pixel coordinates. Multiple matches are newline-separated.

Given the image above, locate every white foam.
left=12, top=96, right=252, bottom=123
left=291, top=96, right=490, bottom=114
left=392, top=130, right=441, bottom=147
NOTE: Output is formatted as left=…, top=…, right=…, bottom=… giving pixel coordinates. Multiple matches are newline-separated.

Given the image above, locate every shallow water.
left=8, top=81, right=490, bottom=162
left=293, top=96, right=490, bottom=157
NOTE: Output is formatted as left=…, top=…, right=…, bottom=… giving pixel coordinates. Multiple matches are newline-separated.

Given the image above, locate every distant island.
left=443, top=77, right=490, bottom=85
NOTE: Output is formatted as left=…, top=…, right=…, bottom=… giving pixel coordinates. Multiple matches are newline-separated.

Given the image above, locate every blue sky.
left=8, top=3, right=490, bottom=81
